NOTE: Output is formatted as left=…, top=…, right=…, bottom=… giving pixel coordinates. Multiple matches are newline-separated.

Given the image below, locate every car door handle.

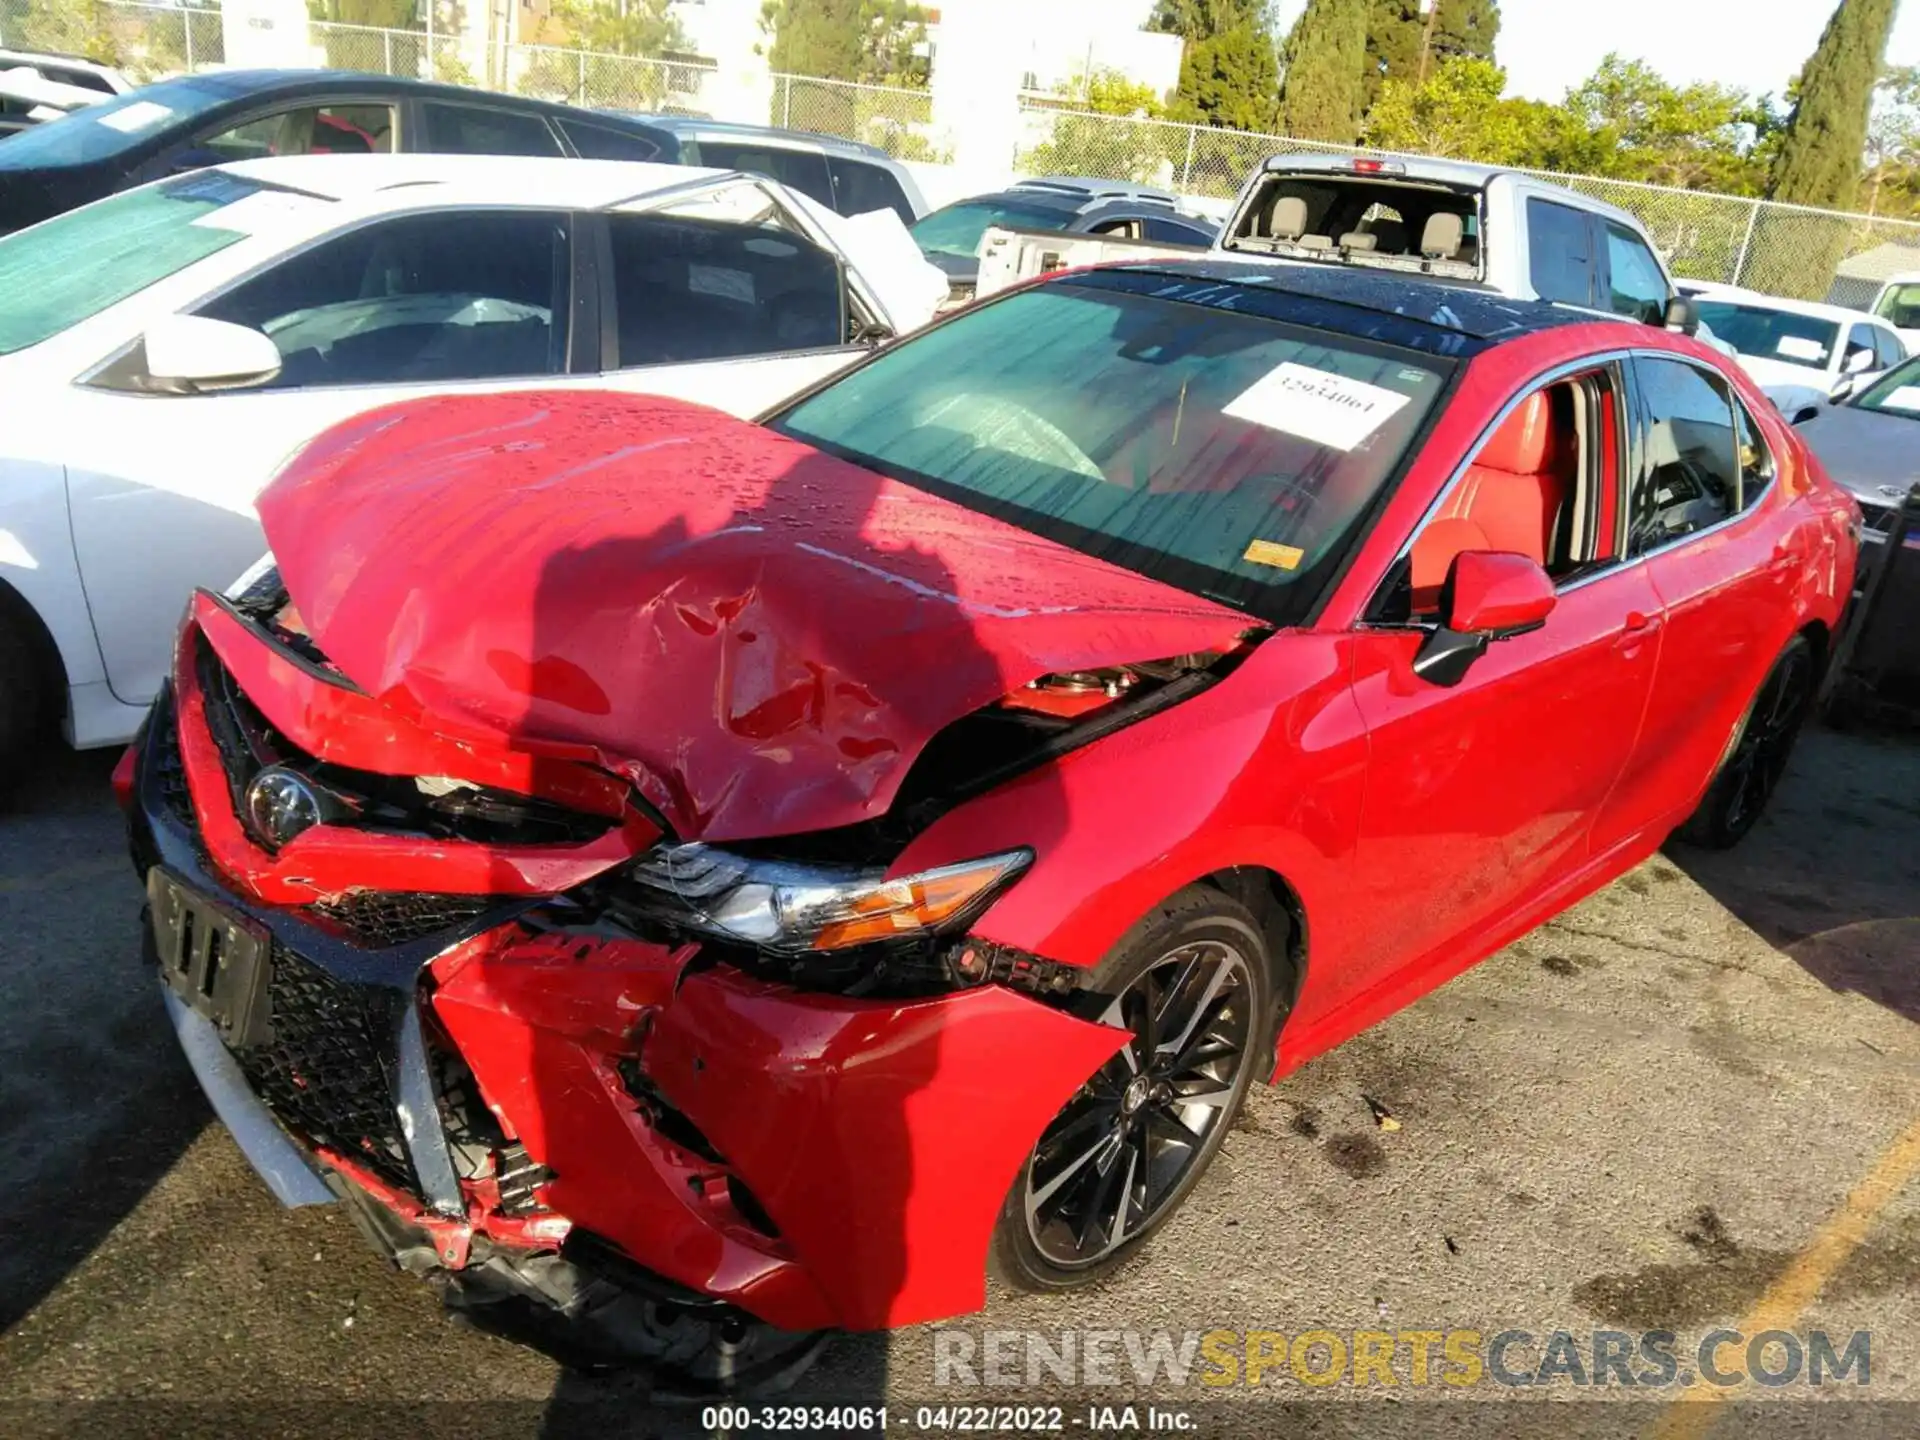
left=1623, top=611, right=1660, bottom=633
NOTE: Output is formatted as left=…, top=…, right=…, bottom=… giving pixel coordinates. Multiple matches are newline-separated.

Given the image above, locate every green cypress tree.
left=1771, top=0, right=1900, bottom=208
left=1364, top=0, right=1501, bottom=111
left=1278, top=0, right=1369, bottom=143
left=1151, top=1, right=1281, bottom=132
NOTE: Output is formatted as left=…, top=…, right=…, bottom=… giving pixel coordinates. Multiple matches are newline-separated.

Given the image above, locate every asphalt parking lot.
left=1, top=724, right=1917, bottom=1438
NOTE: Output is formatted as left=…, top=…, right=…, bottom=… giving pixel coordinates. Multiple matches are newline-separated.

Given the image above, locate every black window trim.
left=82, top=203, right=583, bottom=396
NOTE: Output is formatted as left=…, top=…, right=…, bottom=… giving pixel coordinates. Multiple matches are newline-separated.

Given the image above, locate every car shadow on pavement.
left=1672, top=722, right=1920, bottom=1026
left=0, top=744, right=211, bottom=1331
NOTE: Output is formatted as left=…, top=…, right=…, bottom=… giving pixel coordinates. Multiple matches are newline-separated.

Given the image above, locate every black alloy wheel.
left=993, top=890, right=1276, bottom=1289
left=1676, top=635, right=1815, bottom=851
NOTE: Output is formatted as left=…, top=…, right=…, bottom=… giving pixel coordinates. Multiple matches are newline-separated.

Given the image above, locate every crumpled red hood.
left=258, top=390, right=1249, bottom=840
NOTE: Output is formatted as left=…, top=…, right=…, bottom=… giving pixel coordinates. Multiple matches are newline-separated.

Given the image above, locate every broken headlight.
left=621, top=843, right=1032, bottom=954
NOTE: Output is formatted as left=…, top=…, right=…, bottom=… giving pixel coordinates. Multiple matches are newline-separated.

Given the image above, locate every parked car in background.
left=126, top=260, right=1852, bottom=1390
left=1215, top=155, right=1701, bottom=335
left=1788, top=351, right=1920, bottom=546
left=911, top=177, right=1220, bottom=302
left=0, top=154, right=946, bottom=764
left=0, top=47, right=132, bottom=137
left=1683, top=281, right=1907, bottom=413
left=0, top=68, right=704, bottom=233
left=596, top=114, right=927, bottom=225
left=1870, top=270, right=1920, bottom=352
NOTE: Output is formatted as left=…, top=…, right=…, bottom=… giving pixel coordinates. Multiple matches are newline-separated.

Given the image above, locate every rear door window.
left=1627, top=356, right=1741, bottom=553
left=559, top=119, right=663, bottom=162
left=1528, top=198, right=1596, bottom=307
left=605, top=212, right=845, bottom=368
left=420, top=102, right=562, bottom=157
left=197, top=209, right=570, bottom=387
left=1142, top=214, right=1216, bottom=245
left=1603, top=223, right=1669, bottom=325
left=1872, top=325, right=1906, bottom=370
left=692, top=141, right=834, bottom=209
left=827, top=156, right=914, bottom=224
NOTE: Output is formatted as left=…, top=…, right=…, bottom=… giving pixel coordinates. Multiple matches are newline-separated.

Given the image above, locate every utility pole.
left=1417, top=0, right=1439, bottom=85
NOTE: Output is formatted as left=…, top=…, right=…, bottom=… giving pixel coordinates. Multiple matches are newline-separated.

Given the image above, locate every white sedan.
left=0, top=153, right=948, bottom=762
left=1679, top=280, right=1909, bottom=415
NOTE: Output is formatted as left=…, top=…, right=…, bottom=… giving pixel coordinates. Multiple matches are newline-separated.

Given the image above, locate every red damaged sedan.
left=126, top=261, right=1856, bottom=1385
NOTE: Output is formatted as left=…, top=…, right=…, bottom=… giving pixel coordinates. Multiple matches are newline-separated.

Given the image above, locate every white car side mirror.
left=142, top=315, right=282, bottom=393
left=1844, top=346, right=1876, bottom=375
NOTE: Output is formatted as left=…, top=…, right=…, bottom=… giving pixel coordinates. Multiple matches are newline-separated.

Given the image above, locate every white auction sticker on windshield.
left=1775, top=335, right=1827, bottom=362
left=1223, top=363, right=1412, bottom=451
left=97, top=100, right=173, bottom=133
left=1880, top=384, right=1920, bottom=411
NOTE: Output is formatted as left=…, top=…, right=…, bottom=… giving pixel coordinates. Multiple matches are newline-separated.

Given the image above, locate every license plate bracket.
left=149, top=868, right=273, bottom=1050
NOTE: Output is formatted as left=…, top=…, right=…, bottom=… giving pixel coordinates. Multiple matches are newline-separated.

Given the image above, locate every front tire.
left=0, top=605, right=55, bottom=776
left=1674, top=634, right=1815, bottom=851
left=991, top=888, right=1277, bottom=1293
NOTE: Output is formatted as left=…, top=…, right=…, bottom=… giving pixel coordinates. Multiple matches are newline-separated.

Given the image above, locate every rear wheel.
left=1674, top=635, right=1815, bottom=850
left=991, top=889, right=1276, bottom=1292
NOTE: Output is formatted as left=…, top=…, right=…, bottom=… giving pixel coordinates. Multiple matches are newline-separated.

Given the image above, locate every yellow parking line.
left=1649, top=1111, right=1920, bottom=1440
left=0, top=854, right=127, bottom=896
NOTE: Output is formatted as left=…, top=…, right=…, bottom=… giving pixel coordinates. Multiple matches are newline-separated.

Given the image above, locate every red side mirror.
left=1444, top=550, right=1556, bottom=636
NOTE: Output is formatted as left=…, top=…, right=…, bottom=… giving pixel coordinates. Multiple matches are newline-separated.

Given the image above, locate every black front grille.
left=231, top=943, right=417, bottom=1196
left=304, top=891, right=495, bottom=949
left=150, top=701, right=196, bottom=835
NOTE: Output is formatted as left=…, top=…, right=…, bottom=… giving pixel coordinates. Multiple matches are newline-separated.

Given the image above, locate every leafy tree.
left=545, top=0, right=683, bottom=58
left=516, top=0, right=686, bottom=102
left=309, top=0, right=418, bottom=25
left=1278, top=0, right=1368, bottom=143
left=1148, top=0, right=1267, bottom=34
left=1018, top=69, right=1171, bottom=184
left=1562, top=56, right=1771, bottom=193
left=1863, top=64, right=1920, bottom=216
left=1364, top=0, right=1500, bottom=111
left=1169, top=25, right=1280, bottom=131
left=1151, top=0, right=1279, bottom=133
left=1364, top=56, right=1572, bottom=166
left=759, top=0, right=929, bottom=87
left=1772, top=0, right=1899, bottom=209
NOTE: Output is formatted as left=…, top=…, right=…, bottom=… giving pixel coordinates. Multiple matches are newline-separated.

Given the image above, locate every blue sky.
left=1272, top=0, right=1920, bottom=102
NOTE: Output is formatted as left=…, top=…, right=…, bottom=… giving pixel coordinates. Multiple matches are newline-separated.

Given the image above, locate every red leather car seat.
left=1410, top=389, right=1573, bottom=609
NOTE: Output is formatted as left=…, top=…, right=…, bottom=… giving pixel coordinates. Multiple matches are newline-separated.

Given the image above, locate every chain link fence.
left=0, top=0, right=224, bottom=81
left=8, top=0, right=1917, bottom=303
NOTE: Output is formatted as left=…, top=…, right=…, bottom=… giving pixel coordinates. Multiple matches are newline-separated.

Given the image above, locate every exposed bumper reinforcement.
left=161, top=982, right=335, bottom=1208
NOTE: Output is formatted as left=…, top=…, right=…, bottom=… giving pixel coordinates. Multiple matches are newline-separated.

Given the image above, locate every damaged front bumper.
left=128, top=623, right=1125, bottom=1341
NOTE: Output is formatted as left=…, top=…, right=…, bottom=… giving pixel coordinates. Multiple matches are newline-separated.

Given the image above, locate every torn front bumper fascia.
left=160, top=985, right=335, bottom=1208
left=432, top=933, right=1128, bottom=1333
